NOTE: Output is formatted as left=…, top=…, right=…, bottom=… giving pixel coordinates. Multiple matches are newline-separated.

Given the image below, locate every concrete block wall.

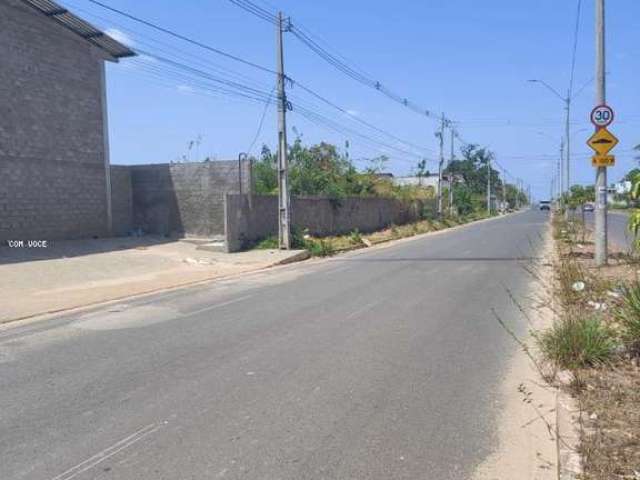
left=110, top=166, right=133, bottom=236
left=124, top=160, right=251, bottom=238
left=0, top=0, right=112, bottom=241
left=224, top=194, right=437, bottom=252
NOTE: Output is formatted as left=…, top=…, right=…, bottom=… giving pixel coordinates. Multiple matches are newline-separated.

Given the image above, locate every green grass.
left=537, top=314, right=617, bottom=370
left=254, top=235, right=279, bottom=249
left=615, top=281, right=640, bottom=356
left=304, top=238, right=335, bottom=257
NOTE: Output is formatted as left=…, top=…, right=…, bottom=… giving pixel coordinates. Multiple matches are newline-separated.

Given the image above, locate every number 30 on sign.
left=591, top=105, right=614, bottom=128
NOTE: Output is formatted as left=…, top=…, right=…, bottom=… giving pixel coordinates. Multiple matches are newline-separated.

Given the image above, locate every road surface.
left=1, top=210, right=547, bottom=480
left=584, top=210, right=632, bottom=251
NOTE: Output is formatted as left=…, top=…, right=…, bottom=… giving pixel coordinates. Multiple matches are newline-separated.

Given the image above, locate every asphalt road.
left=583, top=210, right=632, bottom=250
left=1, top=210, right=548, bottom=480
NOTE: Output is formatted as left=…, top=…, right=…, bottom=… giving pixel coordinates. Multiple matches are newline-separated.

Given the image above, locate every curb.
left=326, top=210, right=527, bottom=257
left=1, top=210, right=526, bottom=328
left=0, top=249, right=312, bottom=328
left=556, top=387, right=583, bottom=479
left=274, top=250, right=310, bottom=265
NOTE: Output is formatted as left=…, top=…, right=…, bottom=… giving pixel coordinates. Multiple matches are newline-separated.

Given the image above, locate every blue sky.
left=60, top=0, right=639, bottom=199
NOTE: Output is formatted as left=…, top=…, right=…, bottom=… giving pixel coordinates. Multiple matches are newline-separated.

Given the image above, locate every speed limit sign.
left=591, top=105, right=614, bottom=128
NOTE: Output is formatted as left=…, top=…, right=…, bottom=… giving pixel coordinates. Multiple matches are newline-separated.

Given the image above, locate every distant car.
left=583, top=202, right=595, bottom=212
left=539, top=201, right=551, bottom=211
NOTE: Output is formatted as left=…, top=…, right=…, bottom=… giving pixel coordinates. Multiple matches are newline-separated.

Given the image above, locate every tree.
left=365, top=155, right=389, bottom=175
left=253, top=145, right=278, bottom=195
left=564, top=184, right=595, bottom=209
left=253, top=140, right=375, bottom=198
left=444, top=144, right=502, bottom=196
left=415, top=159, right=429, bottom=183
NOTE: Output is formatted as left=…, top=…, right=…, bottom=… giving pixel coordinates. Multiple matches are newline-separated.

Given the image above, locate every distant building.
left=393, top=174, right=463, bottom=194
left=0, top=0, right=134, bottom=242
left=375, top=173, right=395, bottom=180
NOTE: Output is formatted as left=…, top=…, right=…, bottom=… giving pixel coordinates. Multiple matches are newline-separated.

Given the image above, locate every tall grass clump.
left=557, top=257, right=587, bottom=308
left=537, top=314, right=617, bottom=370
left=615, top=281, right=640, bottom=356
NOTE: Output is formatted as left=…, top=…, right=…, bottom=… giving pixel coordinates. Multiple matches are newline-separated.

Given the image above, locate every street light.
left=528, top=79, right=572, bottom=200
left=537, top=132, right=563, bottom=201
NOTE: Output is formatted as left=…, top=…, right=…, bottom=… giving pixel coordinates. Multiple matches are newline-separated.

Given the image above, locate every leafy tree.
left=415, top=159, right=429, bottom=180
left=563, top=184, right=595, bottom=209
left=503, top=183, right=527, bottom=209
left=444, top=144, right=502, bottom=196
left=253, top=140, right=376, bottom=198
left=365, top=155, right=390, bottom=175
left=628, top=171, right=640, bottom=249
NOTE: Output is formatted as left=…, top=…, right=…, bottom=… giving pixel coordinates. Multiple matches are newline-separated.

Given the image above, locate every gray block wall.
left=115, top=160, right=251, bottom=238
left=0, top=0, right=113, bottom=242
left=110, top=166, right=133, bottom=236
left=224, top=194, right=437, bottom=252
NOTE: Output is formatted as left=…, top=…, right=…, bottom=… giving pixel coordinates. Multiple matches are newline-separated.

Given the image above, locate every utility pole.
left=437, top=114, right=445, bottom=218
left=276, top=12, right=290, bottom=249
left=449, top=127, right=455, bottom=216
left=565, top=96, right=571, bottom=195
left=501, top=167, right=507, bottom=213
left=486, top=157, right=491, bottom=215
left=594, top=0, right=608, bottom=266
left=559, top=139, right=564, bottom=204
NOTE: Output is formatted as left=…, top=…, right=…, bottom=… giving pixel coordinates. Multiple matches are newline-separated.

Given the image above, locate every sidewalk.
left=0, top=237, right=307, bottom=323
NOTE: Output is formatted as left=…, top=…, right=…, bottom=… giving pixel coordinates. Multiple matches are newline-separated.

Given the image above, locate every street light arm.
left=528, top=79, right=567, bottom=103
left=571, top=76, right=595, bottom=101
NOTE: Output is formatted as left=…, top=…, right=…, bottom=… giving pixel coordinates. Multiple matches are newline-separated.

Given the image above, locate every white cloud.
left=177, top=84, right=197, bottom=94
left=346, top=109, right=360, bottom=117
left=104, top=28, right=135, bottom=47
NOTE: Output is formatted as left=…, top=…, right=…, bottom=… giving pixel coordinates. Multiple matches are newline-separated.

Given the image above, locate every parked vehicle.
left=583, top=202, right=595, bottom=212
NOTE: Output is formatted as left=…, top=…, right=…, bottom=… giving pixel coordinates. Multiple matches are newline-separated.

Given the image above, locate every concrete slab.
left=0, top=237, right=307, bottom=324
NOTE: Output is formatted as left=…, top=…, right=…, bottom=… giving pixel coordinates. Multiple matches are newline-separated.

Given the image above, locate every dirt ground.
left=558, top=221, right=640, bottom=479
left=578, top=361, right=640, bottom=479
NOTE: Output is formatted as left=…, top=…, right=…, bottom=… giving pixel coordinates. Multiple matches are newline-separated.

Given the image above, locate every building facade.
left=0, top=0, right=133, bottom=242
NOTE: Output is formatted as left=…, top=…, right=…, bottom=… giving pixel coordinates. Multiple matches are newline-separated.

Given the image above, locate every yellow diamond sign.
left=592, top=154, right=615, bottom=167
left=587, top=127, right=619, bottom=156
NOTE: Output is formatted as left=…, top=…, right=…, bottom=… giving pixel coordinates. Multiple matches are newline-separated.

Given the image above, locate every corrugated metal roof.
left=20, top=0, right=136, bottom=59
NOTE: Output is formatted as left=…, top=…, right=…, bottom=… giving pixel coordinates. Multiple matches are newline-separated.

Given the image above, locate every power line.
left=135, top=49, right=275, bottom=101
left=228, top=0, right=277, bottom=24
left=568, top=0, right=583, bottom=98
left=226, top=0, right=447, bottom=124
left=290, top=80, right=436, bottom=155
left=86, top=0, right=278, bottom=75
left=83, top=0, right=434, bottom=158
left=247, top=86, right=276, bottom=155
left=131, top=50, right=429, bottom=163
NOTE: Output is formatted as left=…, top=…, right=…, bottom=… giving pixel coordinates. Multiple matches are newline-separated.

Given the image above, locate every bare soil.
left=578, top=361, right=640, bottom=479
left=556, top=220, right=640, bottom=479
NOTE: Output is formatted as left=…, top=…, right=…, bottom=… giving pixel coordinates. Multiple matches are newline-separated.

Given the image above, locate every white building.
left=393, top=175, right=449, bottom=193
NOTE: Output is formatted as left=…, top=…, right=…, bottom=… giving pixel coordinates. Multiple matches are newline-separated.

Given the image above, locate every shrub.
left=305, top=239, right=334, bottom=257
left=537, top=314, right=617, bottom=370
left=615, top=281, right=640, bottom=355
left=349, top=229, right=363, bottom=246
left=254, top=235, right=278, bottom=249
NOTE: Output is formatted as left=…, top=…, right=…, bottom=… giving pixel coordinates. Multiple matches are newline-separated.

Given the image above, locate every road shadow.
left=0, top=235, right=176, bottom=265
